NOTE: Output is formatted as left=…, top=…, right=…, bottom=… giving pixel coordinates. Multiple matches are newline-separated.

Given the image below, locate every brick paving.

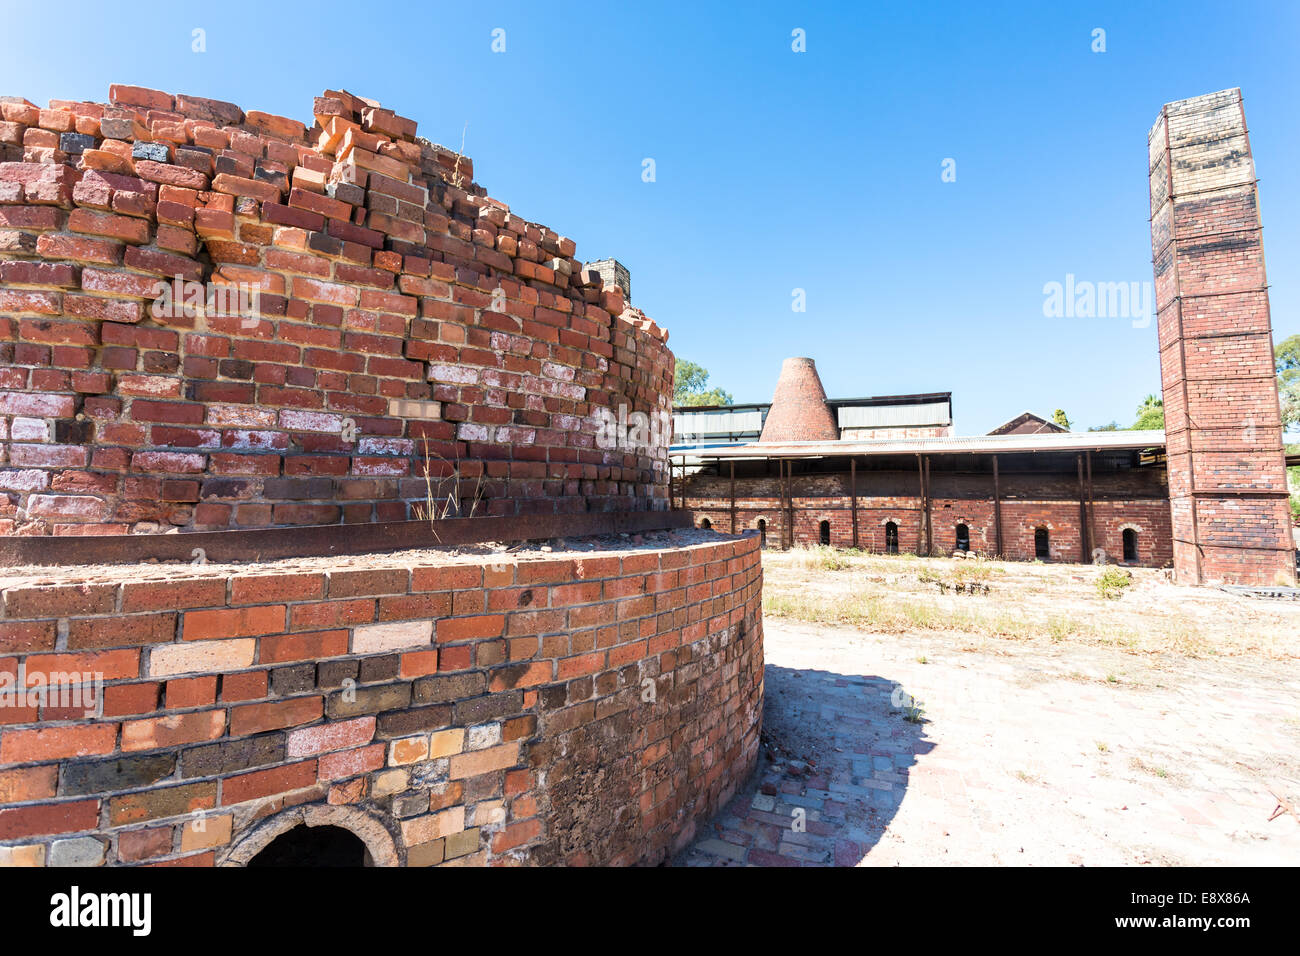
left=676, top=620, right=1300, bottom=866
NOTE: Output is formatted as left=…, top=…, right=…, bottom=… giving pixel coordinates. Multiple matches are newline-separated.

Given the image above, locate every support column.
left=923, top=455, right=932, bottom=557
left=777, top=459, right=786, bottom=548
left=915, top=454, right=925, bottom=555
left=850, top=459, right=859, bottom=549
left=1077, top=455, right=1090, bottom=563
left=729, top=461, right=736, bottom=534
left=1085, top=451, right=1097, bottom=561
left=784, top=460, right=794, bottom=548
left=992, top=455, right=1003, bottom=558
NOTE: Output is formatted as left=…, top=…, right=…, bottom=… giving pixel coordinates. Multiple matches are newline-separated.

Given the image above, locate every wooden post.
left=1076, top=454, right=1090, bottom=563
left=729, top=460, right=736, bottom=534
left=992, top=455, right=1003, bottom=558
left=913, top=454, right=922, bottom=555
left=780, top=463, right=790, bottom=548
left=923, top=455, right=932, bottom=557
left=850, top=458, right=859, bottom=549
left=777, top=459, right=787, bottom=549
left=1085, top=450, right=1097, bottom=561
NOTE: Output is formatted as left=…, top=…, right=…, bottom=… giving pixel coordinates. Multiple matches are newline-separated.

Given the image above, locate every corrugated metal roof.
left=670, top=429, right=1166, bottom=459
left=837, top=400, right=951, bottom=428
left=672, top=408, right=765, bottom=438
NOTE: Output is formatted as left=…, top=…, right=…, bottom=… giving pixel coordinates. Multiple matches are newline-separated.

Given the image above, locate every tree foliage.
left=1051, top=408, right=1071, bottom=430
left=1133, top=394, right=1164, bottom=431
left=673, top=359, right=733, bottom=408
left=1277, top=334, right=1300, bottom=430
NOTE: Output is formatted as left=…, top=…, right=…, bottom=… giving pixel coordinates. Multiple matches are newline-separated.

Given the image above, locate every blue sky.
left=3, top=0, right=1297, bottom=434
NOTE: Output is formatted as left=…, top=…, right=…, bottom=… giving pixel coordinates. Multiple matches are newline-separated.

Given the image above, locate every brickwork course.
left=0, top=535, right=764, bottom=866
left=1148, top=88, right=1296, bottom=586
left=0, top=84, right=673, bottom=535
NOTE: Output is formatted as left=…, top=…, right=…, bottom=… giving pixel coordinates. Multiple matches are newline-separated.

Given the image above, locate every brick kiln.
left=0, top=85, right=764, bottom=865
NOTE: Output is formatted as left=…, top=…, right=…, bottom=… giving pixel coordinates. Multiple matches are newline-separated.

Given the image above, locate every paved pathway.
left=675, top=620, right=1300, bottom=866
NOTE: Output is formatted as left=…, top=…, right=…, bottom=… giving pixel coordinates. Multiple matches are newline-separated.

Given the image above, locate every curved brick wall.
left=0, top=533, right=763, bottom=866
left=0, top=85, right=672, bottom=535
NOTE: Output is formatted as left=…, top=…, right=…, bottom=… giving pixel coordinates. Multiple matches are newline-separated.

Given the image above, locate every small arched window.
left=1034, top=527, right=1050, bottom=560
left=819, top=520, right=830, bottom=546
left=885, top=521, right=899, bottom=554
left=757, top=519, right=767, bottom=549
left=249, top=825, right=370, bottom=867
left=955, top=523, right=970, bottom=552
left=1123, top=528, right=1138, bottom=563
left=700, top=518, right=711, bottom=530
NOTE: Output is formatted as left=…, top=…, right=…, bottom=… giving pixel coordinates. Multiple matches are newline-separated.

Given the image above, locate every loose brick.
left=0, top=799, right=100, bottom=840
left=221, top=760, right=316, bottom=805
left=1, top=724, right=119, bottom=763
left=121, top=710, right=225, bottom=752
left=148, top=638, right=255, bottom=678
left=182, top=605, right=286, bottom=641
left=229, top=696, right=322, bottom=736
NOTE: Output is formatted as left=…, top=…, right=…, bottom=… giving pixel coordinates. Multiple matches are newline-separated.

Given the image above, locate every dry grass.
left=410, top=440, right=485, bottom=534
left=760, top=545, right=1300, bottom=659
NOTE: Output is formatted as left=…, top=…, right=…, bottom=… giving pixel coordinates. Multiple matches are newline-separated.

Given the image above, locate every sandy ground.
left=677, top=549, right=1300, bottom=866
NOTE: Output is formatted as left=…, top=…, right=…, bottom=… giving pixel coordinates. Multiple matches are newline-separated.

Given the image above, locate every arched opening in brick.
left=220, top=805, right=399, bottom=868
left=757, top=518, right=767, bottom=549
left=1035, top=527, right=1050, bottom=561
left=818, top=520, right=830, bottom=546
left=885, top=521, right=899, bottom=555
left=248, top=824, right=370, bottom=867
left=700, top=517, right=712, bottom=530
left=1123, top=528, right=1138, bottom=563
left=955, top=523, right=970, bottom=552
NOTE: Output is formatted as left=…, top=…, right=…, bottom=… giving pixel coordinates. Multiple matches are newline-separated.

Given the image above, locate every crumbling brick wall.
left=0, top=535, right=763, bottom=866
left=0, top=85, right=673, bottom=535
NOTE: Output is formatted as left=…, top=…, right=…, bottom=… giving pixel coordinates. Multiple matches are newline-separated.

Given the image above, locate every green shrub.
left=1096, top=566, right=1133, bottom=600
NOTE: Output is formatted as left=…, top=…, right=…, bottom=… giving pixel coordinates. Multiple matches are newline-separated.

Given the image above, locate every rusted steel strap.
left=0, top=511, right=694, bottom=567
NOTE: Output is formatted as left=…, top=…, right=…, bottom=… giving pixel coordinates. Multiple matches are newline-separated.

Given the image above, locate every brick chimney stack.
left=1148, top=89, right=1296, bottom=586
left=759, top=357, right=840, bottom=443
left=584, top=258, right=630, bottom=302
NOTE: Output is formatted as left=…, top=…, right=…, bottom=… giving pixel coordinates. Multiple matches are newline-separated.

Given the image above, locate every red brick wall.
left=1148, top=90, right=1296, bottom=585
left=0, top=85, right=673, bottom=535
left=683, top=467, right=1174, bottom=567
left=0, top=535, right=763, bottom=866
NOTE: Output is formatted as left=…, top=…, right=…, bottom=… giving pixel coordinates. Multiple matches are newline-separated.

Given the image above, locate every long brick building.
left=673, top=357, right=1173, bottom=568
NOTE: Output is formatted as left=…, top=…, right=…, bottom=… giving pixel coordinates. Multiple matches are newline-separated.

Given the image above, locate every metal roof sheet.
left=672, top=408, right=765, bottom=437
left=837, top=401, right=951, bottom=428
left=670, top=429, right=1166, bottom=459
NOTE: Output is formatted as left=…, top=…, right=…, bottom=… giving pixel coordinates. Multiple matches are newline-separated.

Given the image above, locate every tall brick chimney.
left=1148, top=89, right=1296, bottom=586
left=584, top=258, right=630, bottom=302
left=759, top=357, right=840, bottom=443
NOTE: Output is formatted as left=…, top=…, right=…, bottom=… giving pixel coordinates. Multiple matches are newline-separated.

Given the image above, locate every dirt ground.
left=676, top=547, right=1300, bottom=866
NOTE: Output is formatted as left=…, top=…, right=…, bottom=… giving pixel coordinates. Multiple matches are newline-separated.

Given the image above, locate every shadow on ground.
left=674, top=665, right=933, bottom=866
